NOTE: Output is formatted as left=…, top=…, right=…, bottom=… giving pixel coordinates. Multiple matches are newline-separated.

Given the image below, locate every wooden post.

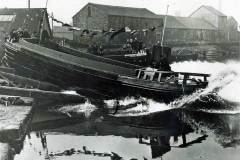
left=137, top=70, right=142, bottom=78
left=182, top=134, right=186, bottom=145
left=204, top=76, right=207, bottom=82
left=183, top=74, right=189, bottom=86
left=51, top=12, right=54, bottom=36
left=158, top=73, right=162, bottom=82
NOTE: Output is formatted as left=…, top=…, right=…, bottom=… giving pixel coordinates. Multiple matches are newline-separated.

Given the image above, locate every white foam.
left=61, top=60, right=240, bottom=117
left=58, top=100, right=96, bottom=118
left=114, top=60, right=240, bottom=116
left=61, top=90, right=79, bottom=95
left=172, top=60, right=240, bottom=104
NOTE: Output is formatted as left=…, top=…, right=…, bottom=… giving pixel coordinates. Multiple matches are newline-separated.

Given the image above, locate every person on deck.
left=124, top=39, right=132, bottom=53
left=10, top=29, right=19, bottom=42
left=132, top=37, right=140, bottom=53
left=151, top=41, right=162, bottom=69
left=22, top=29, right=31, bottom=38
left=17, top=28, right=24, bottom=38
left=151, top=41, right=171, bottom=71
left=160, top=56, right=171, bottom=71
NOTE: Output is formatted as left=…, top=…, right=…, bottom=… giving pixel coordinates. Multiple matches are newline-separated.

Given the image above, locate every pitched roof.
left=203, top=5, right=226, bottom=16
left=157, top=15, right=216, bottom=30
left=175, top=17, right=217, bottom=30
left=157, top=15, right=186, bottom=28
left=190, top=5, right=226, bottom=17
left=0, top=8, right=47, bottom=33
left=76, top=3, right=159, bottom=19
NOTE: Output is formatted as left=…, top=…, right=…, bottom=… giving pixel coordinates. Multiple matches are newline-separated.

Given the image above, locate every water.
left=14, top=60, right=240, bottom=160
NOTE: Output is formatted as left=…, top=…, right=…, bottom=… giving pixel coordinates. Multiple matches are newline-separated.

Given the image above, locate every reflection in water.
left=182, top=111, right=240, bottom=148
left=14, top=107, right=240, bottom=160
left=15, top=108, right=218, bottom=160
left=36, top=132, right=47, bottom=149
left=12, top=61, right=240, bottom=160
left=47, top=146, right=125, bottom=160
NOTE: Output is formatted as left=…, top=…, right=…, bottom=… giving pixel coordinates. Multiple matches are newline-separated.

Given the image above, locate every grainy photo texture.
left=0, top=0, right=239, bottom=160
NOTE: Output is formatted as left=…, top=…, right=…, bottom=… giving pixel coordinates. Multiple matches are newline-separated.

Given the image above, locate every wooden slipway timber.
left=0, top=71, right=61, bottom=91
left=4, top=39, right=210, bottom=102
left=0, top=86, right=85, bottom=103
left=0, top=67, right=15, bottom=74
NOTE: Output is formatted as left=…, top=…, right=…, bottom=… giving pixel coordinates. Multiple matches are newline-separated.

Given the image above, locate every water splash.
left=104, top=97, right=140, bottom=109
left=61, top=90, right=79, bottom=95
left=172, top=60, right=240, bottom=104
left=58, top=100, right=96, bottom=118
left=104, top=96, right=175, bottom=117
left=106, top=60, right=240, bottom=117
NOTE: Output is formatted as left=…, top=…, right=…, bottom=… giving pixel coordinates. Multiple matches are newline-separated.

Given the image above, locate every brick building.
left=72, top=3, right=163, bottom=45
left=73, top=3, right=239, bottom=47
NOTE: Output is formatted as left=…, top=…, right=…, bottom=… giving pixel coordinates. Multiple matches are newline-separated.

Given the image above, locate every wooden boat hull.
left=4, top=40, right=208, bottom=102
left=4, top=44, right=119, bottom=97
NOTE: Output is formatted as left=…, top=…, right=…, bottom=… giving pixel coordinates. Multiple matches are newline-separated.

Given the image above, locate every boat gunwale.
left=6, top=40, right=138, bottom=78
left=5, top=42, right=121, bottom=82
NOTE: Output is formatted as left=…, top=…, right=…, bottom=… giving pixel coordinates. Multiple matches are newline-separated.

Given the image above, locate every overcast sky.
left=0, top=0, right=240, bottom=26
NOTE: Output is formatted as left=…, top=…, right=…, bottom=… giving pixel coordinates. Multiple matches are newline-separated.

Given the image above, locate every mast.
left=51, top=12, right=54, bottom=31
left=45, top=0, right=49, bottom=8
left=161, top=5, right=169, bottom=48
left=39, top=0, right=51, bottom=43
left=28, top=0, right=30, bottom=9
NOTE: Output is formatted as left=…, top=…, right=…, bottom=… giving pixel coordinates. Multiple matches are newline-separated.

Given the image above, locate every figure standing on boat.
left=151, top=41, right=171, bottom=71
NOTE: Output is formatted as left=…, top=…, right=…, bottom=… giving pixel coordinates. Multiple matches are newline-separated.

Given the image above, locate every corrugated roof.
left=84, top=3, right=159, bottom=18
left=0, top=15, right=15, bottom=21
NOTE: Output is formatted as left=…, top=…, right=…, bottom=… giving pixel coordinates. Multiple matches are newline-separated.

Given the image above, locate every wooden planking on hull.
left=4, top=39, right=210, bottom=102
left=0, top=71, right=61, bottom=91
left=19, top=40, right=136, bottom=77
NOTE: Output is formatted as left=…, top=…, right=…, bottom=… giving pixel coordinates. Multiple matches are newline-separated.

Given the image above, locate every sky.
left=0, top=0, right=240, bottom=27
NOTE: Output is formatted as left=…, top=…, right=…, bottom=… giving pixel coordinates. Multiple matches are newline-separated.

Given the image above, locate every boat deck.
left=16, top=40, right=137, bottom=77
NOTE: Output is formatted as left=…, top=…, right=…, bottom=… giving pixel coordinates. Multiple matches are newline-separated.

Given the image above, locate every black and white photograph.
left=0, top=0, right=240, bottom=159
